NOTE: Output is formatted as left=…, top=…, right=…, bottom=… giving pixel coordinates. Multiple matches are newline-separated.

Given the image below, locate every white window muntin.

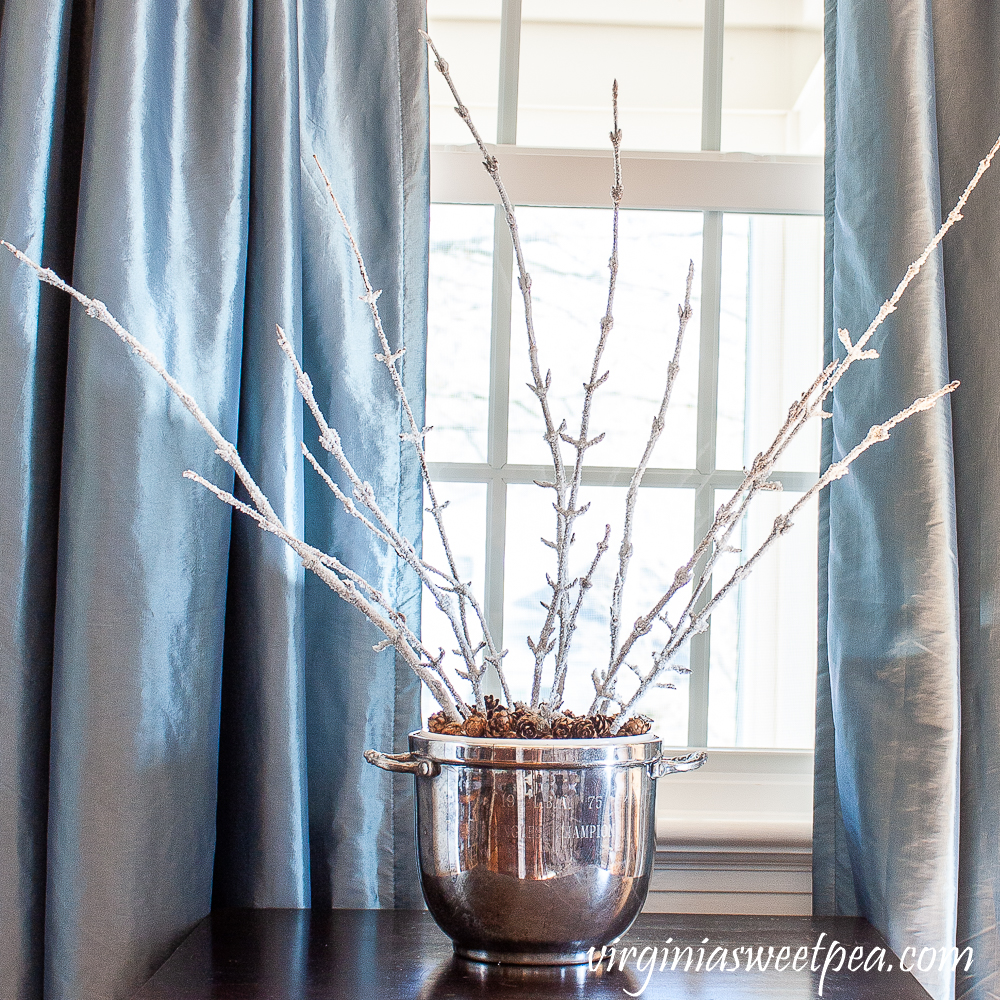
left=426, top=0, right=824, bottom=751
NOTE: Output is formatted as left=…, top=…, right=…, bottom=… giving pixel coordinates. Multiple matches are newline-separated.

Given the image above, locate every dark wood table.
left=132, top=908, right=933, bottom=999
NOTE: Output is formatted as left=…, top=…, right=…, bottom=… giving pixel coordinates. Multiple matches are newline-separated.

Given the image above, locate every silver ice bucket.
left=366, top=730, right=706, bottom=964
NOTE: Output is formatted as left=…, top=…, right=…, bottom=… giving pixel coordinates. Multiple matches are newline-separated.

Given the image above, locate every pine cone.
left=483, top=694, right=501, bottom=717
left=464, top=713, right=488, bottom=738
left=619, top=715, right=652, bottom=737
left=550, top=716, right=573, bottom=739
left=489, top=710, right=514, bottom=738
left=442, top=721, right=464, bottom=736
left=592, top=714, right=613, bottom=738
left=515, top=715, right=541, bottom=739
left=570, top=717, right=597, bottom=739
left=428, top=711, right=448, bottom=734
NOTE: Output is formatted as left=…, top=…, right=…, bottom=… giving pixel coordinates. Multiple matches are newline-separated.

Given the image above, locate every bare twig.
left=274, top=310, right=500, bottom=714
left=7, top=39, right=994, bottom=735
left=309, top=158, right=503, bottom=711
left=547, top=83, right=626, bottom=708
left=825, top=131, right=1000, bottom=398
left=0, top=240, right=468, bottom=722
left=613, top=381, right=960, bottom=725
left=182, top=469, right=464, bottom=716
left=592, top=261, right=695, bottom=714
left=551, top=523, right=611, bottom=706
left=422, top=31, right=574, bottom=708
left=1, top=241, right=278, bottom=523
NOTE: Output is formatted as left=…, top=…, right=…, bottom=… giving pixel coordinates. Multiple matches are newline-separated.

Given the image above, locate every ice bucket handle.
left=364, top=749, right=441, bottom=777
left=650, top=749, right=707, bottom=778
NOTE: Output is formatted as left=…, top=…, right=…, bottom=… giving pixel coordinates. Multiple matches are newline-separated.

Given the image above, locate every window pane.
left=502, top=483, right=694, bottom=745
left=426, top=204, right=494, bottom=464
left=707, top=491, right=740, bottom=746
left=508, top=207, right=702, bottom=468
left=420, top=482, right=488, bottom=721
left=716, top=215, right=750, bottom=471
left=427, top=0, right=502, bottom=145
left=721, top=1, right=824, bottom=155
left=716, top=214, right=824, bottom=473
left=707, top=488, right=818, bottom=749
left=518, top=1, right=704, bottom=151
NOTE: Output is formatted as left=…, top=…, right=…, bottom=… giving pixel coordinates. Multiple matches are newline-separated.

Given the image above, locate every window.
left=422, top=0, right=823, bottom=767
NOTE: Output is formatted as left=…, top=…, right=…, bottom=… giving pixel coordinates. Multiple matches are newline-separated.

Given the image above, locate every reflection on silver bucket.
left=416, top=954, right=637, bottom=998
left=366, top=731, right=706, bottom=965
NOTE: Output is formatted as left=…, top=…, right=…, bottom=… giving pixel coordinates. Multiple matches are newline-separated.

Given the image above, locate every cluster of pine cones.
left=427, top=695, right=652, bottom=740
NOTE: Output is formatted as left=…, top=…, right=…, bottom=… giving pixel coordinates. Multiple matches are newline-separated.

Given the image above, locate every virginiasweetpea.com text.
left=588, top=932, right=973, bottom=996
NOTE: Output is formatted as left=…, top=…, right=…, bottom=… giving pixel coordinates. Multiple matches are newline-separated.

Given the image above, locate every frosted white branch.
left=612, top=380, right=960, bottom=726
left=546, top=85, right=625, bottom=707
left=276, top=221, right=504, bottom=714
left=599, top=260, right=695, bottom=713
left=423, top=32, right=575, bottom=709
left=0, top=241, right=474, bottom=722
left=1, top=241, right=278, bottom=524
left=8, top=39, right=994, bottom=734
left=309, top=159, right=506, bottom=710
left=182, top=469, right=464, bottom=718
left=551, top=523, right=612, bottom=706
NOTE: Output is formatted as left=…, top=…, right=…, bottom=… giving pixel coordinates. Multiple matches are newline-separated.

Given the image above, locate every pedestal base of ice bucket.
left=454, top=945, right=593, bottom=965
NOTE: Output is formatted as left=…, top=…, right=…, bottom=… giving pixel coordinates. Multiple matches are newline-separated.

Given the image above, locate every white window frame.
left=426, top=0, right=822, bottom=868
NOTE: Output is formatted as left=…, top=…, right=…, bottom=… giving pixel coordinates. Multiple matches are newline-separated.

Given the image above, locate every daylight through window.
left=422, top=0, right=824, bottom=749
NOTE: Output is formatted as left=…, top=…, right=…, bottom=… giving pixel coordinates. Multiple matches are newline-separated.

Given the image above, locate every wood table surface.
left=132, top=908, right=934, bottom=999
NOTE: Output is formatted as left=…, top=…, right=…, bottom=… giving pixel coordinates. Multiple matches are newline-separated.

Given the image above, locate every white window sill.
left=647, top=747, right=813, bottom=915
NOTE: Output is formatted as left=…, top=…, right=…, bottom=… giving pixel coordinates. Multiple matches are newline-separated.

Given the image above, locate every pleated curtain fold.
left=817, top=3, right=1000, bottom=999
left=0, top=2, right=427, bottom=999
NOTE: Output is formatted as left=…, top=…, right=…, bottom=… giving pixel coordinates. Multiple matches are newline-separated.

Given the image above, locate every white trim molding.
left=427, top=462, right=818, bottom=493
left=646, top=748, right=813, bottom=915
left=646, top=850, right=812, bottom=916
left=430, top=144, right=824, bottom=215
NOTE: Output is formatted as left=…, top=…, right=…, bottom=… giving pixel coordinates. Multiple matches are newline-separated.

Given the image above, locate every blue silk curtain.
left=816, top=2, right=1000, bottom=999
left=0, top=2, right=427, bottom=998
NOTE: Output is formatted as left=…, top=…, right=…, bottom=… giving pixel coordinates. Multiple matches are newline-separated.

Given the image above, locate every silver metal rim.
left=410, top=729, right=663, bottom=771
left=415, top=729, right=661, bottom=749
